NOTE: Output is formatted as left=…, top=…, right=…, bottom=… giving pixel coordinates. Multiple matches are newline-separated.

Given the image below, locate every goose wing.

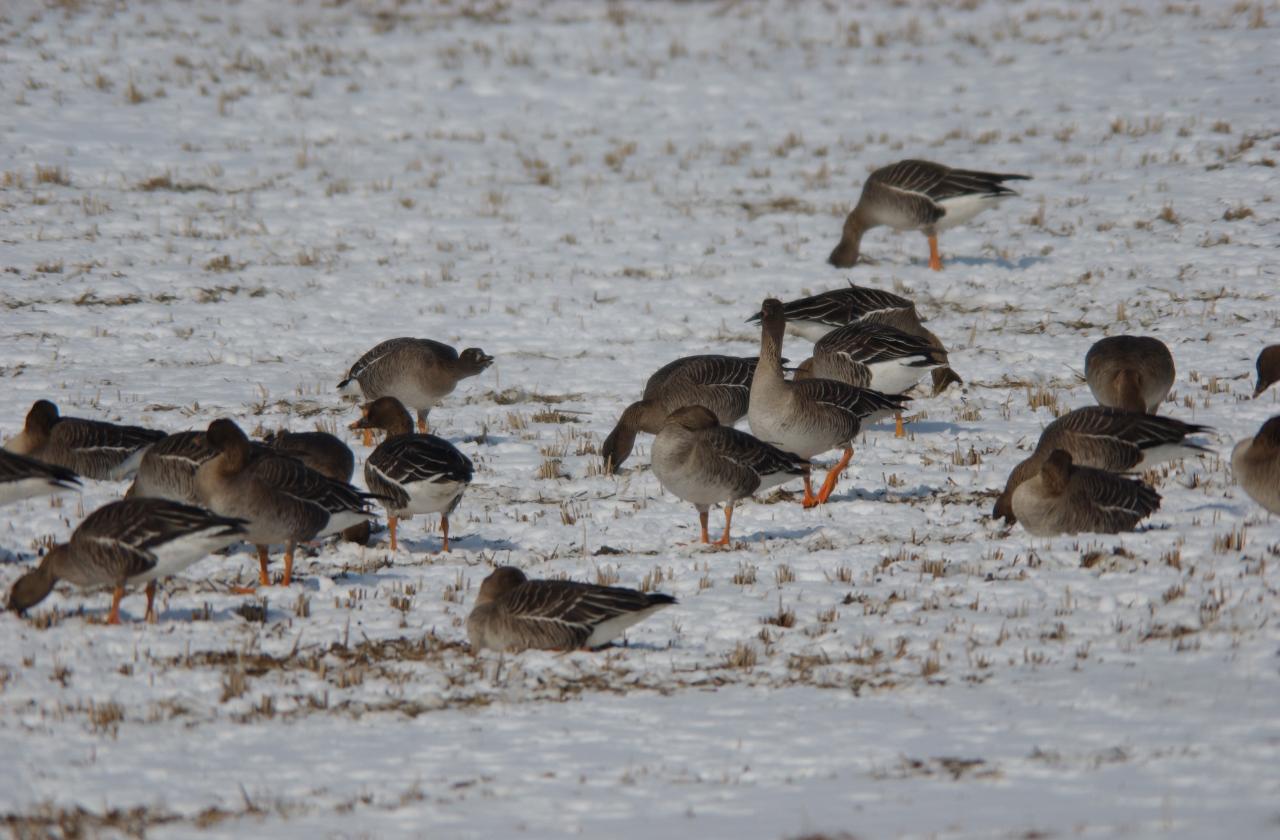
left=816, top=323, right=947, bottom=367
left=0, top=450, right=81, bottom=490
left=706, top=427, right=808, bottom=479
left=503, top=581, right=658, bottom=649
left=746, top=285, right=913, bottom=328
left=792, top=379, right=911, bottom=419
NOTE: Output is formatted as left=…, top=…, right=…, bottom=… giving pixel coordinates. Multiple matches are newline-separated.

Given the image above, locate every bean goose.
left=351, top=397, right=473, bottom=553
left=1010, top=450, right=1161, bottom=536
left=828, top=159, right=1030, bottom=271
left=194, top=419, right=376, bottom=587
left=338, top=338, right=493, bottom=441
left=4, top=399, right=164, bottom=480
left=749, top=298, right=910, bottom=507
left=795, top=322, right=948, bottom=437
left=125, top=431, right=217, bottom=504
left=467, top=566, right=676, bottom=652
left=1254, top=345, right=1280, bottom=398
left=261, top=429, right=369, bottom=545
left=1232, top=416, right=1280, bottom=515
left=6, top=498, right=246, bottom=624
left=651, top=406, right=808, bottom=545
left=0, top=450, right=81, bottom=507
left=601, top=354, right=759, bottom=473
left=746, top=284, right=961, bottom=394
left=1084, top=335, right=1175, bottom=414
left=993, top=407, right=1210, bottom=523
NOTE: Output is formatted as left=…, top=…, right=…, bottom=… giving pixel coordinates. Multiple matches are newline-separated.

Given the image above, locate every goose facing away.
left=993, top=406, right=1210, bottom=524
left=338, top=338, right=493, bottom=439
left=828, top=160, right=1030, bottom=271
left=1254, top=345, right=1280, bottom=398
left=195, top=419, right=376, bottom=587
left=0, top=450, right=81, bottom=507
left=6, top=498, right=246, bottom=624
left=1084, top=336, right=1175, bottom=414
left=467, top=566, right=676, bottom=652
left=125, top=431, right=217, bottom=504
left=1010, top=450, right=1161, bottom=536
left=651, top=406, right=808, bottom=545
left=351, top=397, right=473, bottom=553
left=1232, top=416, right=1280, bottom=515
left=749, top=298, right=910, bottom=507
left=4, top=400, right=164, bottom=481
left=601, top=354, right=759, bottom=473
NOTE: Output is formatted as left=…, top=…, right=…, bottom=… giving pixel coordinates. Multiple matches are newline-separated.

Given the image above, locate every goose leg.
left=928, top=234, right=942, bottom=271
left=107, top=586, right=124, bottom=625
left=699, top=510, right=710, bottom=544
left=257, top=545, right=271, bottom=586
left=417, top=411, right=430, bottom=435
left=802, top=475, right=819, bottom=509
left=145, top=580, right=158, bottom=624
left=389, top=517, right=399, bottom=552
left=815, top=448, right=854, bottom=505
left=282, top=542, right=295, bottom=587
left=441, top=514, right=451, bottom=552
left=714, top=504, right=734, bottom=547
left=362, top=428, right=374, bottom=448
left=895, top=412, right=906, bottom=438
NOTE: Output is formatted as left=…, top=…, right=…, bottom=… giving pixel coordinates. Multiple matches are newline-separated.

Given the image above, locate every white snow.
left=2, top=0, right=1279, bottom=837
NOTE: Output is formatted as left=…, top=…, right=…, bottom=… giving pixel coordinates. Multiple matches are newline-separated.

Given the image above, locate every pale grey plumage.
left=338, top=337, right=493, bottom=431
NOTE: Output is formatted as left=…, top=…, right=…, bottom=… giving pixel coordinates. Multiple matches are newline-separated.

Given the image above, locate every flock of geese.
left=4, top=159, right=1280, bottom=653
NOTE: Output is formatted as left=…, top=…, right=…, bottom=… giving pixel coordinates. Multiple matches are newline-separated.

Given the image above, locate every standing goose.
left=1010, top=450, right=1161, bottom=536
left=1232, top=416, right=1280, bottom=515
left=828, top=159, right=1030, bottom=271
left=651, top=405, right=808, bottom=545
left=749, top=298, right=910, bottom=507
left=351, top=396, right=473, bottom=553
left=195, top=419, right=376, bottom=587
left=601, top=354, right=759, bottom=473
left=4, top=400, right=164, bottom=480
left=1253, top=345, right=1280, bottom=398
left=993, top=407, right=1210, bottom=523
left=261, top=428, right=368, bottom=544
left=0, top=450, right=81, bottom=507
left=1084, top=336, right=1175, bottom=414
left=125, top=431, right=217, bottom=504
left=6, top=498, right=246, bottom=624
left=338, top=338, right=493, bottom=441
left=467, top=566, right=676, bottom=652
left=794, top=322, right=948, bottom=437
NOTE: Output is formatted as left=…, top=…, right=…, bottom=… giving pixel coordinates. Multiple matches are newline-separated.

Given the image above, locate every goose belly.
left=390, top=478, right=467, bottom=518
left=748, top=409, right=839, bottom=460
left=935, top=194, right=1004, bottom=230
left=867, top=359, right=931, bottom=395
left=126, top=528, right=241, bottom=584
left=584, top=605, right=668, bottom=649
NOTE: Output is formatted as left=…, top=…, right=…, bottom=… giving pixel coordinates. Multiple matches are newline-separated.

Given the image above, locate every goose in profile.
left=351, top=397, right=472, bottom=553
left=794, top=321, right=948, bottom=437
left=1010, top=450, right=1161, bottom=536
left=651, top=406, right=808, bottom=545
left=993, top=407, right=1210, bottom=523
left=195, top=419, right=376, bottom=587
left=261, top=428, right=368, bottom=545
left=125, top=431, right=217, bottom=504
left=1084, top=336, right=1175, bottom=414
left=1253, top=345, right=1280, bottom=398
left=6, top=498, right=246, bottom=624
left=1232, top=416, right=1280, bottom=515
left=338, top=338, right=493, bottom=441
left=749, top=298, right=910, bottom=507
left=0, top=450, right=81, bottom=507
left=601, top=354, right=759, bottom=473
left=467, top=566, right=676, bottom=652
left=828, top=159, right=1030, bottom=271
left=4, top=400, right=164, bottom=480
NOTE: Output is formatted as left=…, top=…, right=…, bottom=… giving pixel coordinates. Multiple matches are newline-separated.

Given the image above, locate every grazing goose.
left=261, top=429, right=369, bottom=545
left=795, top=322, right=948, bottom=437
left=125, top=431, right=217, bottom=504
left=1010, top=450, right=1161, bottom=536
left=6, top=498, right=246, bottom=624
left=4, top=400, right=164, bottom=480
left=1231, top=416, right=1280, bottom=515
left=0, top=450, right=81, bottom=507
left=828, top=159, right=1030, bottom=271
left=651, top=406, right=808, bottom=545
left=338, top=338, right=493, bottom=440
left=601, top=355, right=759, bottom=473
left=195, top=419, right=376, bottom=587
left=746, top=284, right=961, bottom=394
left=993, top=407, right=1210, bottom=523
left=749, top=298, right=910, bottom=507
left=467, top=566, right=676, bottom=652
left=351, top=397, right=473, bottom=553
left=1254, top=345, right=1280, bottom=398
left=1084, top=335, right=1175, bottom=414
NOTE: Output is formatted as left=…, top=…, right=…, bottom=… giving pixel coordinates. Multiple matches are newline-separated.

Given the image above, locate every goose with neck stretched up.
left=0, top=450, right=81, bottom=507
left=1084, top=335, right=1175, bottom=414
left=4, top=400, right=164, bottom=481
left=1010, top=450, right=1161, bottom=536
left=749, top=298, right=909, bottom=507
left=828, top=159, right=1030, bottom=271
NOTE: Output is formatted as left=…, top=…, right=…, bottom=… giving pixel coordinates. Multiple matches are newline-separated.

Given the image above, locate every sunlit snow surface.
left=2, top=1, right=1279, bottom=836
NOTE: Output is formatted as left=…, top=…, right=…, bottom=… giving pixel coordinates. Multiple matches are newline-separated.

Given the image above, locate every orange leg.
left=895, top=412, right=906, bottom=438
left=107, top=586, right=124, bottom=625
left=362, top=428, right=373, bottom=448
left=145, top=580, right=158, bottom=624
left=802, top=475, right=819, bottom=509
left=257, top=545, right=271, bottom=586
left=714, top=505, right=734, bottom=547
left=440, top=514, right=450, bottom=552
left=389, top=517, right=399, bottom=552
left=815, top=448, right=854, bottom=505
left=699, top=510, right=710, bottom=544
left=417, top=417, right=429, bottom=434
left=281, top=542, right=295, bottom=587
left=928, top=234, right=942, bottom=271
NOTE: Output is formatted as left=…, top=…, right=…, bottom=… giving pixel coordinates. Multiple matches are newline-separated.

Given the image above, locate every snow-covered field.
left=3, top=0, right=1279, bottom=836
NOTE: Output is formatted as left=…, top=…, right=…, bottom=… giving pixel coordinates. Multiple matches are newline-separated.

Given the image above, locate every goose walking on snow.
left=4, top=399, right=164, bottom=481
left=1010, top=450, right=1161, bottom=536
left=0, top=450, right=81, bottom=507
left=828, top=159, right=1030, bottom=271
left=467, top=566, right=676, bottom=652
left=1084, top=335, right=1175, bottom=414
